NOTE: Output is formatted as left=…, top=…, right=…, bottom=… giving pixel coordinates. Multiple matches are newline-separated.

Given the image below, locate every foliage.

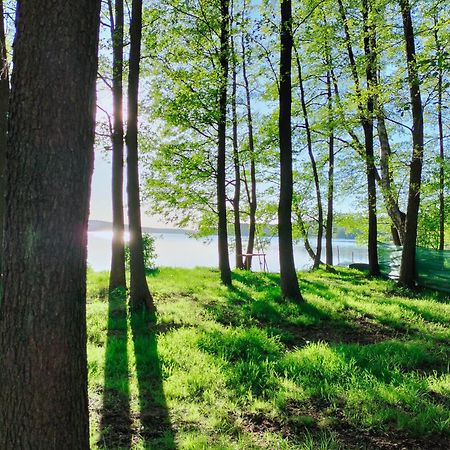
left=124, top=233, right=158, bottom=271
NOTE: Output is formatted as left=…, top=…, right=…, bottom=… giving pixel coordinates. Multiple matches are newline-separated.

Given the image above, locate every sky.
left=91, top=84, right=167, bottom=229
left=90, top=149, right=166, bottom=228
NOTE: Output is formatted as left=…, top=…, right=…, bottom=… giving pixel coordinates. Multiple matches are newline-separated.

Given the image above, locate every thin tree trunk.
left=434, top=18, right=445, bottom=251
left=0, top=0, right=7, bottom=276
left=398, top=0, right=424, bottom=288
left=217, top=0, right=232, bottom=285
left=241, top=2, right=257, bottom=270
left=325, top=67, right=334, bottom=267
left=0, top=1, right=101, bottom=447
left=231, top=33, right=244, bottom=269
left=371, top=15, right=406, bottom=243
left=362, top=0, right=380, bottom=276
left=294, top=46, right=323, bottom=269
left=126, top=0, right=155, bottom=310
left=338, top=0, right=379, bottom=276
left=296, top=208, right=318, bottom=262
left=109, top=0, right=127, bottom=291
left=278, top=0, right=303, bottom=302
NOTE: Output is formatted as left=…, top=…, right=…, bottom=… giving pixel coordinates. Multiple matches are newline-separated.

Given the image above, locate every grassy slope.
left=87, top=267, right=450, bottom=449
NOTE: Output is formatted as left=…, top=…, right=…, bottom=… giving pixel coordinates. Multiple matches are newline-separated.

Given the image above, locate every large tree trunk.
left=0, top=1, right=100, bottom=447
left=398, top=0, right=424, bottom=288
left=0, top=0, right=8, bottom=275
left=109, top=0, right=127, bottom=291
left=241, top=2, right=257, bottom=271
left=126, top=0, right=155, bottom=310
left=278, top=0, right=303, bottom=302
left=231, top=34, right=244, bottom=269
left=294, top=47, right=323, bottom=269
left=325, top=68, right=334, bottom=267
left=217, top=0, right=232, bottom=285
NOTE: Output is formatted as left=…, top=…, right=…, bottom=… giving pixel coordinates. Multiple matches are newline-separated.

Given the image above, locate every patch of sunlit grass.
left=87, top=266, right=450, bottom=449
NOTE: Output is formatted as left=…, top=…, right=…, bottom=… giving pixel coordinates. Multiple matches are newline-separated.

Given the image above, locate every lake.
left=87, top=230, right=368, bottom=272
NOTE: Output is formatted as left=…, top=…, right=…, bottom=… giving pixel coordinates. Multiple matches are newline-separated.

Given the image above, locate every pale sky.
left=91, top=85, right=166, bottom=228
left=90, top=148, right=165, bottom=228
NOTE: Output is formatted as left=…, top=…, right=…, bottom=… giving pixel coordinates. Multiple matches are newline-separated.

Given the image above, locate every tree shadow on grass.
left=100, top=289, right=132, bottom=449
left=130, top=309, right=176, bottom=449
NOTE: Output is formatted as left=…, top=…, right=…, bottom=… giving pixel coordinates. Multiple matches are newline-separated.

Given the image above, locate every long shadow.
left=100, top=288, right=132, bottom=449
left=130, top=308, right=176, bottom=449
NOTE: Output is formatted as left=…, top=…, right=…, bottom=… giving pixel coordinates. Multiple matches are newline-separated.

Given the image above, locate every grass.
left=87, top=267, right=450, bottom=449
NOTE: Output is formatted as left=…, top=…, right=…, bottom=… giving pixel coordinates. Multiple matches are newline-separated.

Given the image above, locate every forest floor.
left=87, top=267, right=450, bottom=450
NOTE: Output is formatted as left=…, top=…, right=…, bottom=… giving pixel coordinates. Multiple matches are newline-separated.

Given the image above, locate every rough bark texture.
left=399, top=0, right=424, bottom=288
left=295, top=47, right=323, bottom=269
left=278, top=0, right=303, bottom=302
left=217, top=0, right=232, bottom=285
left=325, top=68, right=334, bottom=267
left=0, top=0, right=7, bottom=275
left=109, top=0, right=127, bottom=291
left=126, top=0, right=155, bottom=309
left=231, top=34, right=244, bottom=270
left=0, top=1, right=100, bottom=448
left=241, top=5, right=257, bottom=271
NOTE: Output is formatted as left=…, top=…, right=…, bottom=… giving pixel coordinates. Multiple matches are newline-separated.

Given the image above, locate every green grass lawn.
left=87, top=267, right=450, bottom=449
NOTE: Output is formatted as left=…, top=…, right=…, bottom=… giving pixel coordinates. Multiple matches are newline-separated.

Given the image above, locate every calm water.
left=87, top=230, right=368, bottom=272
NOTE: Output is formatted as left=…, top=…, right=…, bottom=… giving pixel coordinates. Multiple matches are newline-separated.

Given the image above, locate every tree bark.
left=109, top=0, right=127, bottom=291
left=294, top=47, right=323, bottom=269
left=126, top=0, right=155, bottom=309
left=231, top=33, right=244, bottom=269
left=278, top=0, right=303, bottom=301
left=0, top=0, right=7, bottom=275
left=217, top=0, right=232, bottom=285
left=0, top=1, right=9, bottom=279
left=0, top=1, right=100, bottom=447
left=398, top=0, right=424, bottom=288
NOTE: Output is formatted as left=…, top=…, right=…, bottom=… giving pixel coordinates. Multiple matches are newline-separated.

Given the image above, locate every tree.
left=398, top=0, right=424, bottom=288
left=231, top=29, right=244, bottom=270
left=294, top=45, right=323, bottom=269
left=0, top=1, right=101, bottom=447
left=337, top=0, right=380, bottom=277
left=325, top=65, right=335, bottom=268
left=240, top=1, right=258, bottom=270
left=126, top=0, right=155, bottom=310
left=278, top=0, right=303, bottom=301
left=0, top=0, right=8, bottom=274
left=433, top=12, right=446, bottom=251
left=109, top=0, right=127, bottom=291
left=217, top=0, right=232, bottom=285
